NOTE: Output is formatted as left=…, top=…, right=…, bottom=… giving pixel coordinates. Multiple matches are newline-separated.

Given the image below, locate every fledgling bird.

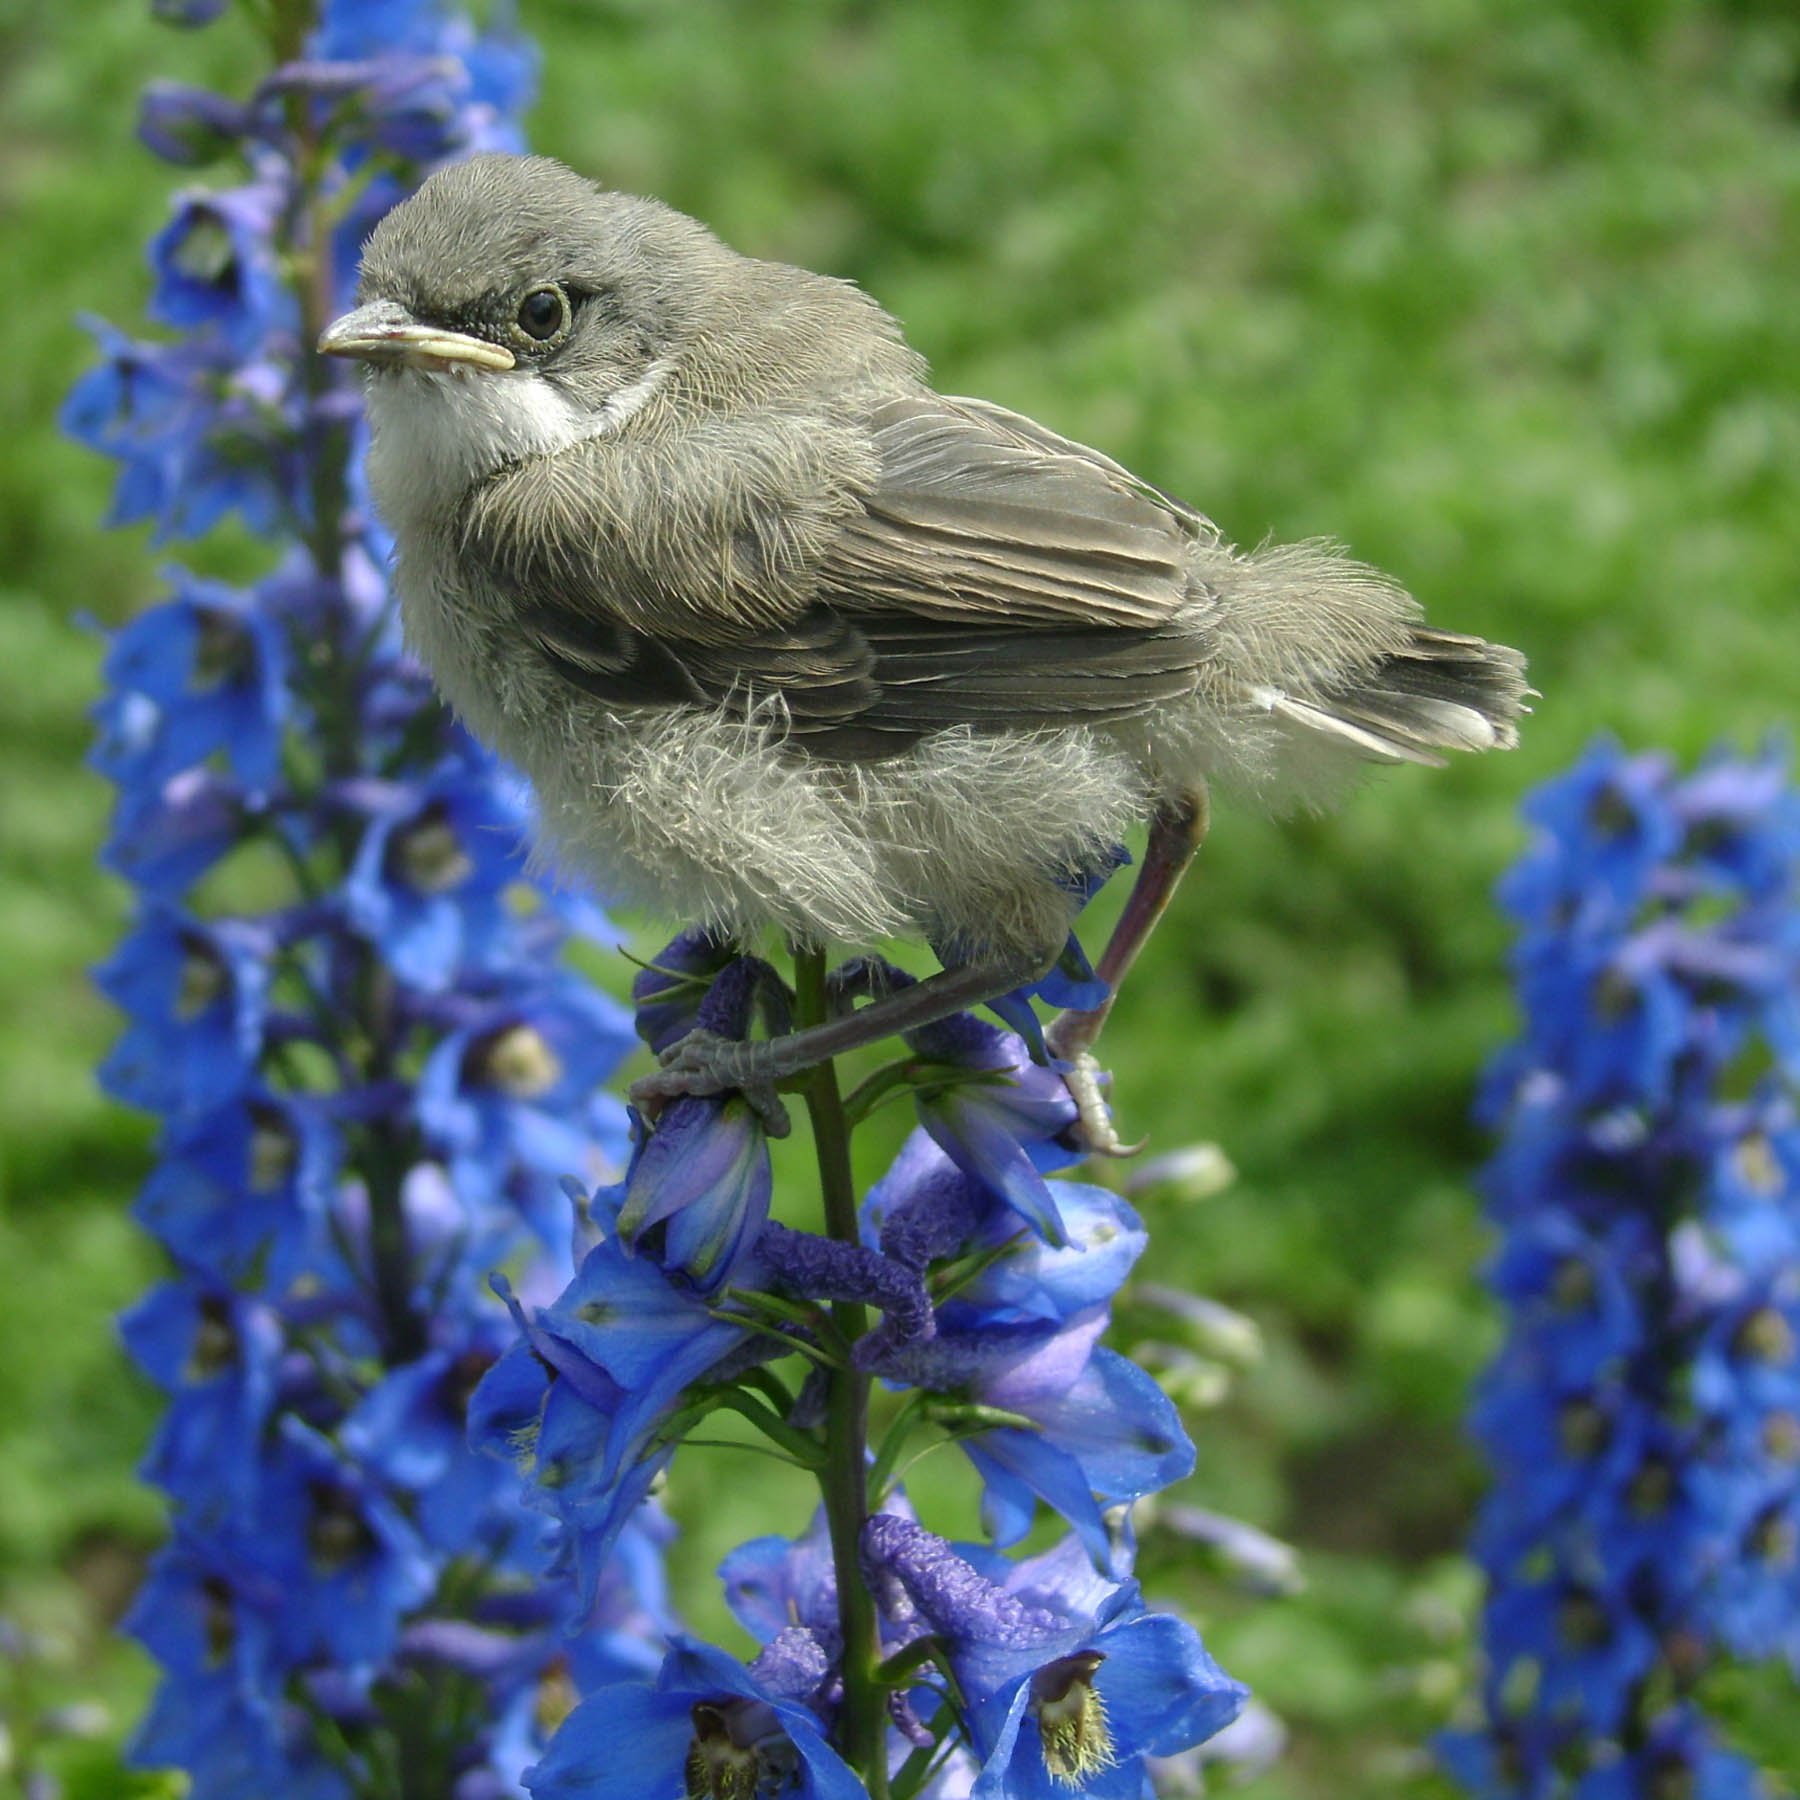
left=321, top=154, right=1527, bottom=1137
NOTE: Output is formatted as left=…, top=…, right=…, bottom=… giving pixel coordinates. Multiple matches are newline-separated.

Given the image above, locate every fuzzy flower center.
left=393, top=808, right=475, bottom=894
left=682, top=1698, right=799, bottom=1800
left=1030, top=1649, right=1116, bottom=1786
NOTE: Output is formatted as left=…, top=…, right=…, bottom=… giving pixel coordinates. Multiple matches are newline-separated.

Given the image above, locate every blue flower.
left=106, top=767, right=258, bottom=898
left=612, top=1099, right=771, bottom=1297
left=1673, top=746, right=1800, bottom=906
left=874, top=1308, right=1193, bottom=1575
left=525, top=1638, right=866, bottom=1800
left=1514, top=925, right=1692, bottom=1110
left=92, top=578, right=290, bottom=792
left=469, top=1244, right=755, bottom=1605
left=865, top=1130, right=1147, bottom=1326
left=341, top=756, right=533, bottom=991
left=720, top=1509, right=840, bottom=1646
left=1483, top=1209, right=1648, bottom=1389
left=149, top=167, right=294, bottom=353
left=227, top=1418, right=439, bottom=1671
left=63, top=323, right=300, bottom=541
left=120, top=1280, right=284, bottom=1519
left=1569, top=1705, right=1761, bottom=1800
left=616, top=959, right=776, bottom=1293
left=98, top=909, right=272, bottom=1116
left=863, top=1517, right=1246, bottom=1800
left=1499, top=742, right=1679, bottom=933
left=416, top=977, right=633, bottom=1239
left=133, top=1091, right=336, bottom=1290
left=341, top=1331, right=538, bottom=1566
left=1461, top=743, right=1800, bottom=1791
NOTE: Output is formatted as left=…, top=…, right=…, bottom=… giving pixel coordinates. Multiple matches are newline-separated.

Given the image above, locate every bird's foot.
left=1059, top=1051, right=1147, bottom=1159
left=628, top=1029, right=792, bottom=1138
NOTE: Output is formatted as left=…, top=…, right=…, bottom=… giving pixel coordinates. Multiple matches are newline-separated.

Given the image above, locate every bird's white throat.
left=364, top=358, right=672, bottom=529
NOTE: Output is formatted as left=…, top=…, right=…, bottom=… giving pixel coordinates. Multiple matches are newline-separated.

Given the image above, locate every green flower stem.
left=866, top=1389, right=927, bottom=1508
left=795, top=944, right=890, bottom=1799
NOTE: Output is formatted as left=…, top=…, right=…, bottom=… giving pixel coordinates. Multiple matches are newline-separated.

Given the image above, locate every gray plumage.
left=331, top=154, right=1528, bottom=962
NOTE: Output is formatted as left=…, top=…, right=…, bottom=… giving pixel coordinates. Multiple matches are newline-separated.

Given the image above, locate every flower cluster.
left=475, top=958, right=1251, bottom=1796
left=76, top=4, right=672, bottom=1794
left=1446, top=741, right=1800, bottom=1798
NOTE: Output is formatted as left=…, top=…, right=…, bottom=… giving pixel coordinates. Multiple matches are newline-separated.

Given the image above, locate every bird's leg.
left=630, top=944, right=1059, bottom=1137
left=1045, top=784, right=1210, bottom=1156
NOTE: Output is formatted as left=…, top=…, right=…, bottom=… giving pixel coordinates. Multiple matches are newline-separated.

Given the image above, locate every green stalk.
left=794, top=945, right=890, bottom=1799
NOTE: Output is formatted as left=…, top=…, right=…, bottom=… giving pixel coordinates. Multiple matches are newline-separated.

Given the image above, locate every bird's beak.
left=317, top=299, right=516, bottom=372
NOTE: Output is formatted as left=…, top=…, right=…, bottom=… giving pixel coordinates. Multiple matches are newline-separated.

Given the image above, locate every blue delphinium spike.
left=860, top=1516, right=1246, bottom=1797
left=1452, top=741, right=1800, bottom=1797
left=80, top=5, right=666, bottom=1792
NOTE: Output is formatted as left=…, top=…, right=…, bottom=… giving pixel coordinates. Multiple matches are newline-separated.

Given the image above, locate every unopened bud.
left=1134, top=1284, right=1262, bottom=1365
left=1134, top=1342, right=1232, bottom=1410
left=1121, top=1143, right=1235, bottom=1204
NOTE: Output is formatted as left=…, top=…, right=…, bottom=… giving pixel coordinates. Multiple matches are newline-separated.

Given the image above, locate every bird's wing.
left=817, top=393, right=1206, bottom=630
left=461, top=394, right=1210, bottom=760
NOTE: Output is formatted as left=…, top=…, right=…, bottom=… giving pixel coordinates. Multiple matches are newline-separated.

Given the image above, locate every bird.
left=320, top=153, right=1528, bottom=1142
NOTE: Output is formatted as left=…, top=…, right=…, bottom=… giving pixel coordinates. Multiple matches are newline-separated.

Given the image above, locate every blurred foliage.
left=1, top=0, right=1796, bottom=1794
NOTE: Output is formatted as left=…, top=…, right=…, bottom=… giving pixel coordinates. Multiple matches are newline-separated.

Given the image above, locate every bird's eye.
left=515, top=286, right=569, bottom=342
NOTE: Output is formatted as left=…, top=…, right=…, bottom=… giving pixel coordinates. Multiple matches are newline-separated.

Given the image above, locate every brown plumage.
left=325, top=151, right=1527, bottom=1013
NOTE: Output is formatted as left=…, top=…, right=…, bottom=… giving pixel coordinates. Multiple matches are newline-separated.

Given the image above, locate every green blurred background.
left=2, top=0, right=1797, bottom=1792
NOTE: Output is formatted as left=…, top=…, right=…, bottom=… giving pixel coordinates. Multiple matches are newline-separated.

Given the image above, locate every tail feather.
left=1259, top=628, right=1529, bottom=769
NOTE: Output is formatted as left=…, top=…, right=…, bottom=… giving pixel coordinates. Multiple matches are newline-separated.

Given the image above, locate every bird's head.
left=319, top=155, right=730, bottom=467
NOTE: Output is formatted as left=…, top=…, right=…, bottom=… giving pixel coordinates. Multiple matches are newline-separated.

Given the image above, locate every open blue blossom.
left=416, top=977, right=634, bottom=1236
left=149, top=164, right=294, bottom=353
left=124, top=1531, right=351, bottom=1800
left=98, top=909, right=272, bottom=1116
left=525, top=1637, right=865, bottom=1800
left=470, top=1245, right=757, bottom=1603
left=132, top=1091, right=337, bottom=1291
left=121, top=1280, right=284, bottom=1519
left=867, top=1130, right=1148, bottom=1326
left=720, top=1509, right=841, bottom=1648
left=227, top=1417, right=439, bottom=1671
left=62, top=321, right=301, bottom=541
left=342, top=756, right=534, bottom=990
left=106, top=767, right=262, bottom=898
left=874, top=1308, right=1193, bottom=1575
left=863, top=1517, right=1246, bottom=1800
left=92, top=578, right=290, bottom=792
left=341, top=1327, right=538, bottom=1566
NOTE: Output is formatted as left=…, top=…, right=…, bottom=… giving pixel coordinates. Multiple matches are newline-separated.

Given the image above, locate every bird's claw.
left=1060, top=1051, right=1147, bottom=1159
left=628, top=1028, right=792, bottom=1138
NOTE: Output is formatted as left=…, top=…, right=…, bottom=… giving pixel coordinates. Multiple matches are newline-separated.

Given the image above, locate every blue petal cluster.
left=1448, top=741, right=1800, bottom=1797
left=79, top=5, right=667, bottom=1795
left=479, top=938, right=1245, bottom=1796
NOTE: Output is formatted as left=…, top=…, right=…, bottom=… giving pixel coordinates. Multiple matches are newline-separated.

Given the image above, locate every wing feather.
left=470, top=392, right=1209, bottom=759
